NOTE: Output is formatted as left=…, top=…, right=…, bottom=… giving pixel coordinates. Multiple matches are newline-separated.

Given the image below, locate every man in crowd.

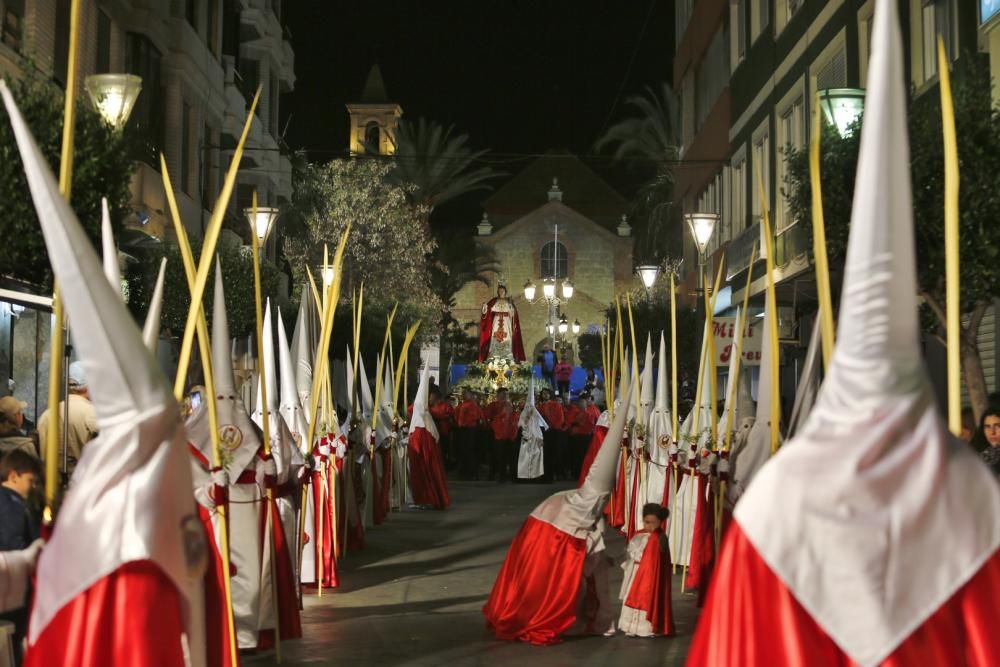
left=428, top=385, right=455, bottom=468
left=37, top=361, right=97, bottom=476
left=554, top=356, right=573, bottom=397
left=537, top=388, right=565, bottom=482
left=0, top=450, right=42, bottom=663
left=0, top=397, right=35, bottom=457
left=567, top=395, right=595, bottom=481
left=537, top=343, right=556, bottom=389
left=455, top=388, right=483, bottom=480
left=488, top=388, right=518, bottom=483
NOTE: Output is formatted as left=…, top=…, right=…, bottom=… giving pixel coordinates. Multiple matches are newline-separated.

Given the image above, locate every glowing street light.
left=561, top=279, right=574, bottom=299
left=542, top=278, right=556, bottom=300
left=558, top=314, right=569, bottom=335
left=685, top=212, right=719, bottom=257
left=83, top=74, right=142, bottom=131
left=244, top=206, right=280, bottom=245
left=571, top=319, right=581, bottom=336
left=636, top=264, right=660, bottom=290
left=523, top=279, right=537, bottom=301
left=817, top=88, right=866, bottom=138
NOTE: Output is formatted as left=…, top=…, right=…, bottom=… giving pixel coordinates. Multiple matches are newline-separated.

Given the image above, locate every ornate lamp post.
left=636, top=264, right=661, bottom=291
left=83, top=74, right=142, bottom=131
left=244, top=206, right=280, bottom=261
left=817, top=88, right=866, bottom=138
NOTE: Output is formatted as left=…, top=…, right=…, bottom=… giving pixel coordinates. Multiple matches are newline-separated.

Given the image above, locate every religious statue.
left=479, top=284, right=526, bottom=362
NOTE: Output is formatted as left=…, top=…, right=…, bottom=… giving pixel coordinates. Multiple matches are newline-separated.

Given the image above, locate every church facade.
left=453, top=153, right=635, bottom=364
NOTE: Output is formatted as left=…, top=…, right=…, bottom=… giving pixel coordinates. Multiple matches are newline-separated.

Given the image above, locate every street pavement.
left=248, top=480, right=698, bottom=666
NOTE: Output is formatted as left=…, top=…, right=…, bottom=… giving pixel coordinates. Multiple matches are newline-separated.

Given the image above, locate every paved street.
left=249, top=480, right=698, bottom=667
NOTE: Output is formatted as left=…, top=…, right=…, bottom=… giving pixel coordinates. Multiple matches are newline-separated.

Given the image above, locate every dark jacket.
left=0, top=486, right=36, bottom=551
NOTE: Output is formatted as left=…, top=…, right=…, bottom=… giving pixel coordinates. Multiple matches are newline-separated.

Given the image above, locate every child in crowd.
left=617, top=503, right=675, bottom=638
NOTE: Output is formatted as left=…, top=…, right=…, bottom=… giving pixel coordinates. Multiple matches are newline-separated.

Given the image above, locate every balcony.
left=726, top=221, right=764, bottom=281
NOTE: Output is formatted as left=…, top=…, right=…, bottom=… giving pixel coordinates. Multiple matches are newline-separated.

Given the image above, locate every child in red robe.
left=617, top=503, right=674, bottom=638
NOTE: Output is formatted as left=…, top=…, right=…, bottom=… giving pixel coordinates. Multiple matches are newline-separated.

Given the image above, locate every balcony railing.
left=726, top=221, right=762, bottom=281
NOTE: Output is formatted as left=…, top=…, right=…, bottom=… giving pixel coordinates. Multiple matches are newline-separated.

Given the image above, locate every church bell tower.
left=346, top=65, right=403, bottom=155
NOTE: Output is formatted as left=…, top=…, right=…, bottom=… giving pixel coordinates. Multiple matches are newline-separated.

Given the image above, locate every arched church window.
left=540, top=241, right=568, bottom=278
left=364, top=120, right=380, bottom=152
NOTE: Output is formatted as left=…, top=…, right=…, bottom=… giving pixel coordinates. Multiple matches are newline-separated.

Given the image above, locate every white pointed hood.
left=786, top=315, right=823, bottom=438
left=638, top=334, right=654, bottom=424
left=290, top=287, right=316, bottom=418
left=142, top=257, right=167, bottom=353
left=252, top=299, right=279, bottom=423
left=409, top=363, right=438, bottom=441
left=530, top=382, right=632, bottom=537
left=519, top=374, right=548, bottom=435
left=186, top=265, right=262, bottom=478
left=100, top=197, right=120, bottom=291
left=647, top=333, right=672, bottom=457
left=617, top=347, right=631, bottom=408
left=357, top=353, right=374, bottom=423
left=376, top=361, right=395, bottom=444
left=733, top=2, right=1000, bottom=664
left=277, top=307, right=308, bottom=450
left=2, top=82, right=198, bottom=649
left=717, top=307, right=743, bottom=439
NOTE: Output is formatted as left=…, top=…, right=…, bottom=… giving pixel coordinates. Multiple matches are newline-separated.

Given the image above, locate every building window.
left=201, top=124, right=216, bottom=209
left=364, top=121, right=380, bottom=152
left=125, top=32, right=165, bottom=165
left=238, top=58, right=260, bottom=108
left=777, top=0, right=804, bottom=34
left=776, top=94, right=804, bottom=232
left=96, top=10, right=112, bottom=73
left=181, top=102, right=192, bottom=194
left=540, top=241, right=568, bottom=279
left=751, top=126, right=770, bottom=221
left=731, top=153, right=747, bottom=235
left=1, top=0, right=25, bottom=51
left=731, top=0, right=747, bottom=69
left=751, top=0, right=769, bottom=44
left=695, top=26, right=729, bottom=134
left=858, top=2, right=875, bottom=86
left=54, top=0, right=71, bottom=85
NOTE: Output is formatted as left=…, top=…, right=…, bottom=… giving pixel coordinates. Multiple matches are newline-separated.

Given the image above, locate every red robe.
left=408, top=426, right=451, bottom=509
left=624, top=530, right=675, bottom=637
left=479, top=296, right=526, bottom=362
left=577, top=424, right=609, bottom=486
left=373, top=446, right=392, bottom=525
left=199, top=503, right=240, bottom=667
left=606, top=446, right=627, bottom=530
left=256, top=453, right=302, bottom=649
left=483, top=516, right=586, bottom=645
left=310, top=442, right=339, bottom=589
left=683, top=472, right=715, bottom=607
left=25, top=561, right=186, bottom=667
left=687, top=524, right=1000, bottom=666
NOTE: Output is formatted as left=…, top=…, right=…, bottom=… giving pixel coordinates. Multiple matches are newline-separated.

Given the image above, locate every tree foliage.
left=0, top=71, right=133, bottom=288
left=283, top=159, right=442, bottom=329
left=786, top=55, right=1000, bottom=415
left=596, top=82, right=682, bottom=260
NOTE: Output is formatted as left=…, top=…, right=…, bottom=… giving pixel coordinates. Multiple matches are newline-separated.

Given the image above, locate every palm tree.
left=596, top=83, right=681, bottom=258
left=390, top=117, right=502, bottom=227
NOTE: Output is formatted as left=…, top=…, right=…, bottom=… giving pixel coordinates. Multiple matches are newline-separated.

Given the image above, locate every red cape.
left=483, top=516, right=586, bottom=645
left=578, top=425, right=609, bottom=486
left=479, top=296, right=526, bottom=362
left=257, top=495, right=302, bottom=649
left=408, top=426, right=451, bottom=509
left=606, top=448, right=627, bottom=530
left=25, top=561, right=186, bottom=667
left=310, top=457, right=339, bottom=588
left=624, top=530, right=675, bottom=636
left=687, top=523, right=1000, bottom=666
left=199, top=504, right=240, bottom=667
left=683, top=472, right=715, bottom=606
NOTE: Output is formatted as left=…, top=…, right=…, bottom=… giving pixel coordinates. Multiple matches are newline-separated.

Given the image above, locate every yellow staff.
left=810, top=96, right=836, bottom=370
left=757, top=171, right=782, bottom=454
left=938, top=37, right=961, bottom=436
left=161, top=159, right=239, bottom=666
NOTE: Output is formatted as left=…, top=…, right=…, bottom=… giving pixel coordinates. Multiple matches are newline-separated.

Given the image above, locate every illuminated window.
left=540, top=241, right=568, bottom=279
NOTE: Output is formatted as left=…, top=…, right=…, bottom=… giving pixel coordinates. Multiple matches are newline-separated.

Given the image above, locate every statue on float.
left=479, top=283, right=525, bottom=362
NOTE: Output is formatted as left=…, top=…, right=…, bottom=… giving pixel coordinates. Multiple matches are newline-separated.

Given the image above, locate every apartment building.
left=0, top=0, right=294, bottom=242
left=675, top=0, right=996, bottom=407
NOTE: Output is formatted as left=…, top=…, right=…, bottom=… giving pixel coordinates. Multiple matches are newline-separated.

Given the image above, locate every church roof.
left=359, top=64, right=390, bottom=103
left=482, top=151, right=628, bottom=230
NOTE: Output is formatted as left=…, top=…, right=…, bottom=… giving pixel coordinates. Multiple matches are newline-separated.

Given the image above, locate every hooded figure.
left=290, top=287, right=317, bottom=424
left=484, top=383, right=632, bottom=644
left=372, top=360, right=396, bottom=523
left=517, top=375, right=547, bottom=480
left=407, top=364, right=450, bottom=509
left=623, top=342, right=654, bottom=539
left=186, top=267, right=276, bottom=650
left=251, top=300, right=306, bottom=627
left=3, top=82, right=202, bottom=666
left=688, top=2, right=1000, bottom=664
left=646, top=334, right=673, bottom=506
left=339, top=347, right=367, bottom=550
left=786, top=315, right=823, bottom=439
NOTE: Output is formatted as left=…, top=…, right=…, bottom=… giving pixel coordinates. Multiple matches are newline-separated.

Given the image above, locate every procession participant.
left=577, top=409, right=610, bottom=487
left=617, top=503, right=674, bottom=638
left=373, top=362, right=396, bottom=523
left=688, top=2, right=1000, bottom=662
left=428, top=385, right=454, bottom=467
left=477, top=391, right=496, bottom=480
left=479, top=284, right=526, bottom=362
left=489, top=388, right=517, bottom=483
left=483, top=384, right=632, bottom=645
left=251, top=300, right=306, bottom=635
left=645, top=334, right=673, bottom=507
left=517, top=377, right=546, bottom=481
left=455, top=388, right=482, bottom=480
left=566, top=395, right=594, bottom=481
left=340, top=351, right=366, bottom=552
left=407, top=365, right=450, bottom=510
left=1, top=85, right=205, bottom=664
left=537, top=387, right=565, bottom=482
left=186, top=268, right=279, bottom=651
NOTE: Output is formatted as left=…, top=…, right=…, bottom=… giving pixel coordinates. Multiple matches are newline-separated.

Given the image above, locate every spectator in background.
left=566, top=395, right=595, bottom=479
left=37, top=361, right=97, bottom=476
left=537, top=343, right=557, bottom=389
left=489, top=390, right=519, bottom=483
left=0, top=449, right=42, bottom=664
left=959, top=407, right=976, bottom=444
left=455, top=389, right=483, bottom=480
left=537, top=388, right=565, bottom=482
left=0, top=397, right=36, bottom=458
left=555, top=356, right=573, bottom=396
left=583, top=368, right=598, bottom=395
left=428, top=386, right=455, bottom=468
left=974, top=408, right=1000, bottom=475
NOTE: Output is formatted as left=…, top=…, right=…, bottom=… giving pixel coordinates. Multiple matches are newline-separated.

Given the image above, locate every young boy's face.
left=5, top=470, right=36, bottom=500
left=642, top=514, right=662, bottom=533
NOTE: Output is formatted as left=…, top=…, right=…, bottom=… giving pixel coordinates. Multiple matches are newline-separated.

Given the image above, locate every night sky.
left=284, top=0, right=675, bottom=225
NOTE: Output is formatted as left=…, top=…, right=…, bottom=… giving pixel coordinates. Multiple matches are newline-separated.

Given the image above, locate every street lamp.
left=571, top=318, right=581, bottom=336
left=558, top=314, right=569, bottom=335
left=686, top=212, right=718, bottom=257
left=545, top=320, right=555, bottom=336
left=84, top=74, right=142, bottom=131
left=817, top=88, right=866, bottom=138
left=542, top=278, right=556, bottom=300
left=523, top=279, right=536, bottom=301
left=321, top=264, right=335, bottom=287
left=636, top=264, right=660, bottom=290
left=244, top=206, right=280, bottom=244
left=561, top=279, right=574, bottom=299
